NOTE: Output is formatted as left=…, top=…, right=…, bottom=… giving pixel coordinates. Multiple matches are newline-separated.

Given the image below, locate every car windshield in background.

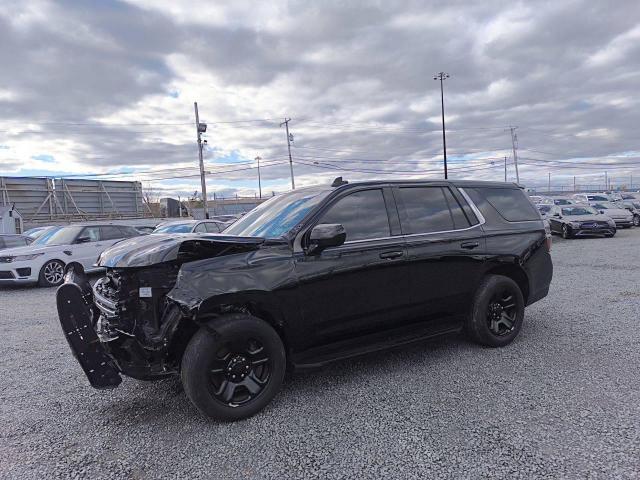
left=32, top=226, right=82, bottom=245
left=554, top=199, right=572, bottom=205
left=538, top=205, right=552, bottom=213
left=561, top=207, right=596, bottom=216
left=223, top=189, right=329, bottom=238
left=154, top=223, right=194, bottom=233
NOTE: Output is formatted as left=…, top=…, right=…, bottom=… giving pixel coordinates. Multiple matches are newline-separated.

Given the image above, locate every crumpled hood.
left=97, top=233, right=265, bottom=268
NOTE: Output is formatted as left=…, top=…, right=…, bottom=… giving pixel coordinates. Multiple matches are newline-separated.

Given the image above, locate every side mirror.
left=553, top=213, right=561, bottom=218
left=307, top=224, right=346, bottom=253
left=75, top=236, right=91, bottom=244
left=599, top=210, right=605, bottom=214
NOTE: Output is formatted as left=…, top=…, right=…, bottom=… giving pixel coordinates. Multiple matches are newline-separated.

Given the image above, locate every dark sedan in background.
left=548, top=205, right=616, bottom=238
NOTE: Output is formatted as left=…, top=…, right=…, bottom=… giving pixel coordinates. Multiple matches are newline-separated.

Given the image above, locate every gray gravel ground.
left=1, top=229, right=640, bottom=479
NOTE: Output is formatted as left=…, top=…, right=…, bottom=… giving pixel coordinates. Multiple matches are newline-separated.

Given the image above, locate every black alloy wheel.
left=633, top=215, right=640, bottom=227
left=487, top=290, right=518, bottom=336
left=208, top=337, right=271, bottom=407
left=466, top=274, right=525, bottom=347
left=561, top=224, right=572, bottom=239
left=181, top=314, right=286, bottom=421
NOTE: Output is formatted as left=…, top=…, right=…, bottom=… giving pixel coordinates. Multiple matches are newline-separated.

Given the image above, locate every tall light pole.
left=280, top=118, right=295, bottom=189
left=255, top=156, right=262, bottom=199
left=194, top=102, right=209, bottom=219
left=434, top=72, right=450, bottom=179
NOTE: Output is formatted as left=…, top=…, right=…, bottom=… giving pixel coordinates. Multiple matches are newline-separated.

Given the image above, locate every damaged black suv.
left=57, top=179, right=552, bottom=420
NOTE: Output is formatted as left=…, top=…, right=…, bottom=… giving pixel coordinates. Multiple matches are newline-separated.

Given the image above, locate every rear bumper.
left=56, top=266, right=122, bottom=389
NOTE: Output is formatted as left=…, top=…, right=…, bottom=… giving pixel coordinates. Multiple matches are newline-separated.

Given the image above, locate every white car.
left=572, top=193, right=610, bottom=204
left=0, top=224, right=141, bottom=287
left=589, top=201, right=634, bottom=228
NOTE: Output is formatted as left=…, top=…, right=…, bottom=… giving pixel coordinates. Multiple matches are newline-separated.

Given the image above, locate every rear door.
left=395, top=184, right=486, bottom=332
left=294, top=187, right=411, bottom=349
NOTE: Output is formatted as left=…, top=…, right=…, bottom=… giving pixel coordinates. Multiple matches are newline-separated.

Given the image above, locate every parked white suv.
left=0, top=224, right=140, bottom=287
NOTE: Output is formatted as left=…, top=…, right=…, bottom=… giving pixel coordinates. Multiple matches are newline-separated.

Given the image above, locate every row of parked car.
left=0, top=216, right=241, bottom=287
left=530, top=192, right=640, bottom=239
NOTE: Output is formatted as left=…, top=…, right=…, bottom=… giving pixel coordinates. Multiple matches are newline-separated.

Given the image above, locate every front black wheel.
left=466, top=275, right=525, bottom=347
left=181, top=314, right=286, bottom=421
left=561, top=224, right=572, bottom=239
left=633, top=215, right=639, bottom=227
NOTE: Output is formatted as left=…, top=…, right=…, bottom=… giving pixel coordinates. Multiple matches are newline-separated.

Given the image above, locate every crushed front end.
left=56, top=233, right=266, bottom=389
left=57, top=263, right=186, bottom=388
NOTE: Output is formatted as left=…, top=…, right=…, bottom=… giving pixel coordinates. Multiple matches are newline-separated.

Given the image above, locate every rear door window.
left=3, top=237, right=28, bottom=248
left=194, top=223, right=207, bottom=233
left=477, top=188, right=540, bottom=222
left=397, top=186, right=470, bottom=234
left=205, top=222, right=222, bottom=233
left=100, top=226, right=124, bottom=240
left=319, top=189, right=391, bottom=242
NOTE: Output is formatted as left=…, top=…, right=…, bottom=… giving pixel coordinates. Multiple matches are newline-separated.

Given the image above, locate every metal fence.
left=0, top=176, right=149, bottom=227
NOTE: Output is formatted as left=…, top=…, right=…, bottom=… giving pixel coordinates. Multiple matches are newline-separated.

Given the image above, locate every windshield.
left=588, top=195, right=608, bottom=201
left=33, top=226, right=82, bottom=245
left=561, top=206, right=596, bottom=216
left=554, top=199, right=572, bottom=205
left=538, top=205, right=551, bottom=213
left=153, top=223, right=194, bottom=233
left=223, top=189, right=329, bottom=238
left=621, top=193, right=637, bottom=200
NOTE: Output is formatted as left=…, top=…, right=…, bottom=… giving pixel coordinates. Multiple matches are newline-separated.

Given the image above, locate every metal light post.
left=433, top=72, right=450, bottom=179
left=255, top=156, right=262, bottom=199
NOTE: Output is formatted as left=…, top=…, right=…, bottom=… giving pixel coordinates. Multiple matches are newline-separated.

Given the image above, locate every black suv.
left=57, top=179, right=553, bottom=420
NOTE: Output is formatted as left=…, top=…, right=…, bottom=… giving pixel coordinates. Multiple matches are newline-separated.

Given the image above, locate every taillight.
left=545, top=235, right=552, bottom=252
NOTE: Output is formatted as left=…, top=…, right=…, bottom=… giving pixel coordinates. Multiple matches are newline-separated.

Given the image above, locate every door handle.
left=460, top=241, right=480, bottom=250
left=379, top=251, right=404, bottom=259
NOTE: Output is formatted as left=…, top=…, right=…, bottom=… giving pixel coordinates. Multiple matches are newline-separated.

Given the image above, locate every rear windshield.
left=477, top=187, right=540, bottom=221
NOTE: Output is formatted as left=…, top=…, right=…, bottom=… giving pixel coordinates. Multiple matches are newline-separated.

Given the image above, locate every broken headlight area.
left=90, top=264, right=190, bottom=379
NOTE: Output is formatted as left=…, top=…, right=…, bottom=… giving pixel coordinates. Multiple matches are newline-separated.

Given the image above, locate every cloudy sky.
left=1, top=0, right=640, bottom=198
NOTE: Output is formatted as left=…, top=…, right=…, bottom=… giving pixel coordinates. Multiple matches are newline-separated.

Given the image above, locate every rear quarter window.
left=473, top=187, right=540, bottom=222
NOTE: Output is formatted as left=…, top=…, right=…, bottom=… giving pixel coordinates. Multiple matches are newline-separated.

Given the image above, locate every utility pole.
left=433, top=72, right=450, bottom=179
left=280, top=118, right=295, bottom=189
left=255, top=156, right=262, bottom=199
left=548, top=172, right=551, bottom=192
left=504, top=156, right=507, bottom=182
left=507, top=126, right=520, bottom=184
left=194, top=102, right=209, bottom=219
left=605, top=171, right=608, bottom=191
left=573, top=176, right=576, bottom=192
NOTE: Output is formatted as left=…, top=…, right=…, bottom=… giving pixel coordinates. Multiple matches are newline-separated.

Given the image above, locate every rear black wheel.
left=466, top=275, right=525, bottom=347
left=181, top=314, right=285, bottom=421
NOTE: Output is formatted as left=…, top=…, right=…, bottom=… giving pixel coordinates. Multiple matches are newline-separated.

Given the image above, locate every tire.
left=561, top=224, right=572, bottom=239
left=181, top=313, right=286, bottom=421
left=633, top=215, right=640, bottom=227
left=466, top=275, right=525, bottom=348
left=38, top=259, right=65, bottom=287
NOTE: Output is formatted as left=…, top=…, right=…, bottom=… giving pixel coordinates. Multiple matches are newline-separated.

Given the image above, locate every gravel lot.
left=2, top=230, right=639, bottom=479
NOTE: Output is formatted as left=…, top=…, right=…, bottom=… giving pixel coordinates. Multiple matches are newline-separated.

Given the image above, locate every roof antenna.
left=331, top=176, right=348, bottom=187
